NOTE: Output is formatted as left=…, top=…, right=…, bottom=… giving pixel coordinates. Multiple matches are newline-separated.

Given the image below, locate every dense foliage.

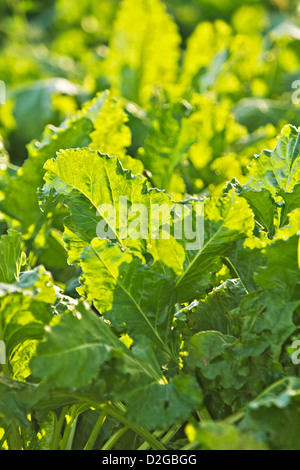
left=0, top=0, right=299, bottom=450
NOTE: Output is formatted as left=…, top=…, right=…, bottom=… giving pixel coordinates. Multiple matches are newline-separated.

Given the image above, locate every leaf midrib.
left=175, top=199, right=232, bottom=289
left=91, top=244, right=173, bottom=359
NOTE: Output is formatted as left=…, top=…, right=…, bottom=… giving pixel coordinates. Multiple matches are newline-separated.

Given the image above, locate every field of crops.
left=0, top=0, right=300, bottom=451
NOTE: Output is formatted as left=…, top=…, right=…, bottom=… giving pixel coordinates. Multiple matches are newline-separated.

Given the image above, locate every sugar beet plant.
left=0, top=0, right=300, bottom=451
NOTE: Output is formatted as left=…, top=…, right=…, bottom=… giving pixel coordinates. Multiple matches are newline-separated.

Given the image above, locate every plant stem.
left=222, top=377, right=291, bottom=428
left=110, top=405, right=183, bottom=449
left=223, top=410, right=246, bottom=425
left=161, top=422, right=182, bottom=446
left=84, top=410, right=107, bottom=451
left=197, top=405, right=213, bottom=422
left=103, top=405, right=166, bottom=450
left=60, top=406, right=80, bottom=450
left=51, top=406, right=68, bottom=450
left=223, top=257, right=249, bottom=294
left=7, top=425, right=22, bottom=450
left=101, top=426, right=128, bottom=451
left=65, top=416, right=78, bottom=450
left=181, top=441, right=200, bottom=451
left=0, top=426, right=10, bottom=449
left=60, top=394, right=167, bottom=450
left=137, top=431, right=165, bottom=451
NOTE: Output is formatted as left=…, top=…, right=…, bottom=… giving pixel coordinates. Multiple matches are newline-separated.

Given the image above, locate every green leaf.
left=182, top=20, right=232, bottom=90
left=185, top=331, right=238, bottom=384
left=174, top=192, right=254, bottom=302
left=226, top=125, right=300, bottom=236
left=0, top=266, right=55, bottom=363
left=89, top=91, right=131, bottom=159
left=31, top=308, right=202, bottom=429
left=41, top=148, right=254, bottom=305
left=0, top=137, right=16, bottom=198
left=120, top=374, right=203, bottom=430
left=30, top=304, right=124, bottom=388
left=186, top=422, right=267, bottom=450
left=0, top=375, right=36, bottom=427
left=227, top=238, right=266, bottom=293
left=245, top=125, right=300, bottom=196
left=279, top=182, right=300, bottom=227
left=241, top=378, right=300, bottom=450
left=40, top=147, right=173, bottom=263
left=224, top=178, right=277, bottom=237
left=138, top=100, right=196, bottom=192
left=10, top=78, right=85, bottom=143
left=231, top=236, right=300, bottom=364
left=2, top=115, right=93, bottom=231
left=255, top=235, right=300, bottom=293
left=0, top=230, right=24, bottom=283
left=2, top=92, right=129, bottom=233
left=104, top=0, right=181, bottom=105
left=79, top=238, right=176, bottom=358
left=177, top=279, right=246, bottom=339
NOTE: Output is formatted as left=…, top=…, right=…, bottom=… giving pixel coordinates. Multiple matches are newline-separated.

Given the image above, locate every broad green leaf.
left=10, top=78, right=85, bottom=143
left=1, top=91, right=132, bottom=233
left=0, top=266, right=55, bottom=366
left=186, top=422, right=267, bottom=450
left=227, top=237, right=266, bottom=293
left=185, top=331, right=238, bottom=384
left=245, top=125, right=300, bottom=197
left=1, top=115, right=93, bottom=231
left=119, top=373, right=203, bottom=430
left=184, top=236, right=300, bottom=404
left=279, top=182, right=300, bottom=227
left=88, top=91, right=143, bottom=175
left=177, top=279, right=246, bottom=339
left=241, top=378, right=300, bottom=450
left=0, top=230, right=24, bottom=283
left=182, top=20, right=232, bottom=90
left=30, top=304, right=124, bottom=388
left=40, top=147, right=173, bottom=263
left=174, top=192, right=254, bottom=302
left=0, top=375, right=36, bottom=427
left=79, top=238, right=176, bottom=358
left=104, top=0, right=181, bottom=105
left=89, top=91, right=131, bottom=158
left=234, top=236, right=300, bottom=359
left=138, top=100, right=196, bottom=192
left=31, top=308, right=202, bottom=429
left=224, top=178, right=277, bottom=238
left=255, top=235, right=300, bottom=293
left=0, top=137, right=16, bottom=198
left=102, top=336, right=203, bottom=429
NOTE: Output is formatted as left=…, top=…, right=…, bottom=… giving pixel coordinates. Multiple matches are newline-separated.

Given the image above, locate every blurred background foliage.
left=0, top=0, right=300, bottom=188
